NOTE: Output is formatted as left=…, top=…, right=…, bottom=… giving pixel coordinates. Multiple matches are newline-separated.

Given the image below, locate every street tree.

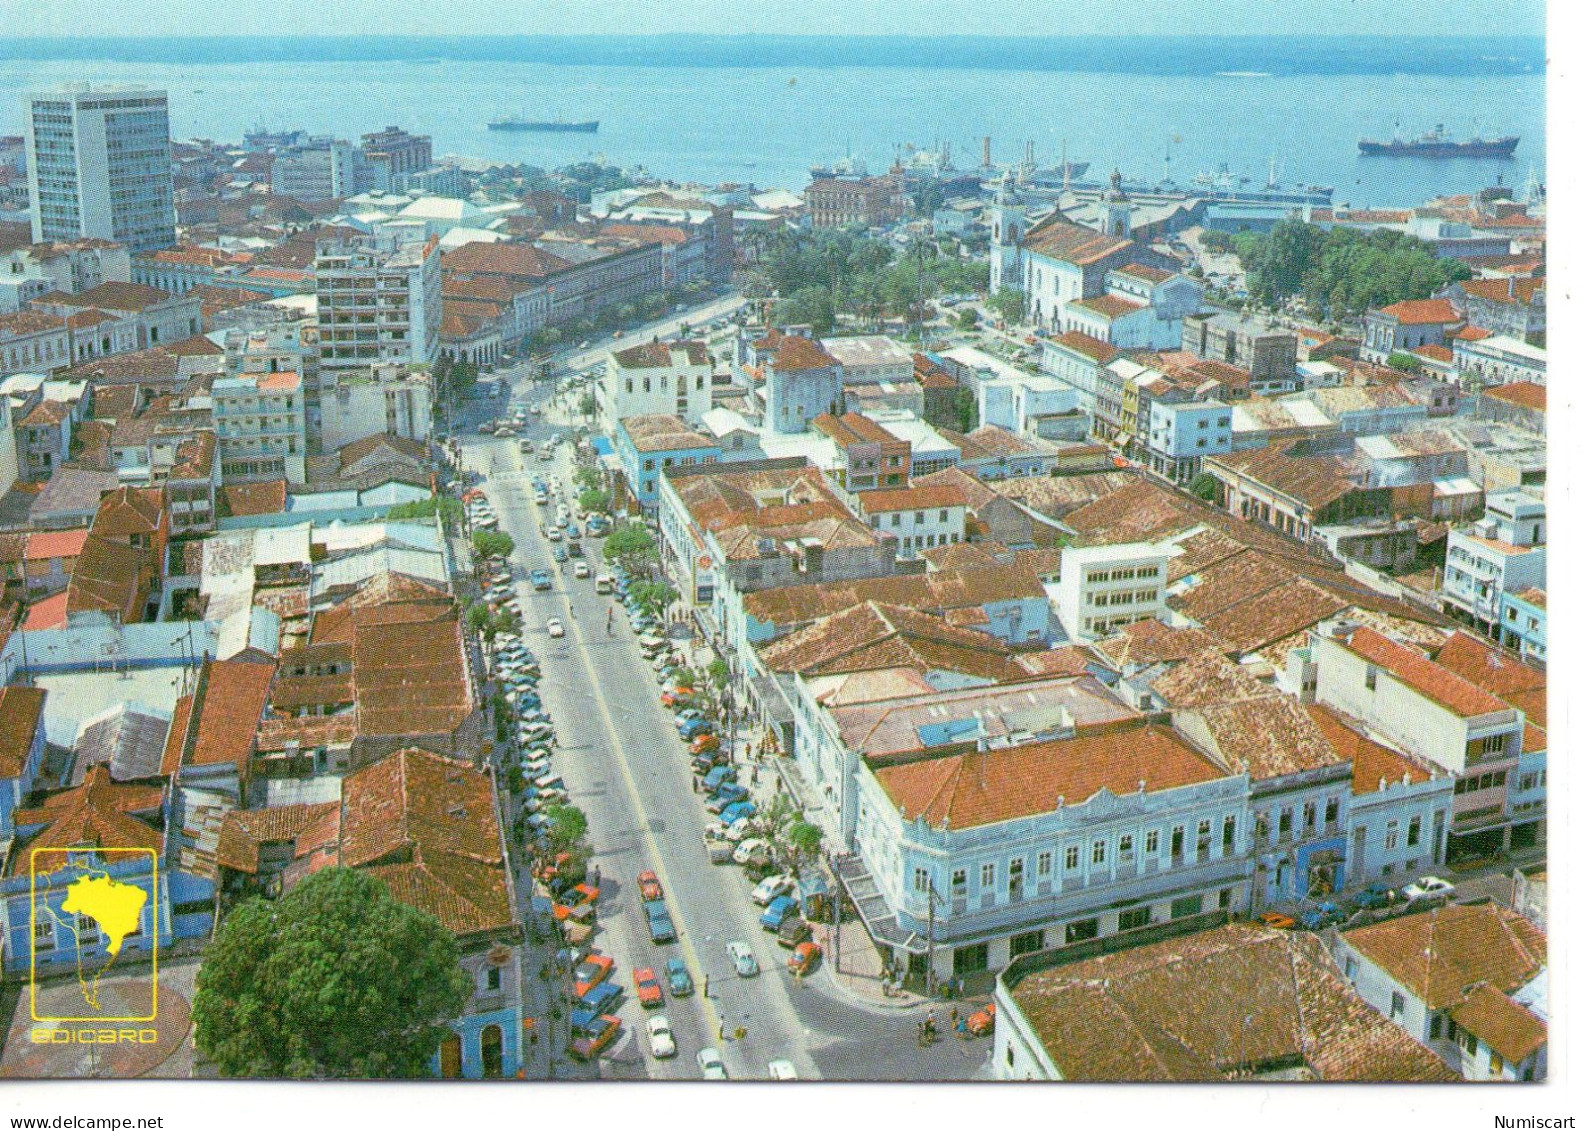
left=1188, top=473, right=1220, bottom=502
left=573, top=466, right=603, bottom=492
left=628, top=579, right=678, bottom=620
left=578, top=488, right=611, bottom=514
left=387, top=496, right=464, bottom=529
left=543, top=804, right=589, bottom=853
left=577, top=393, right=597, bottom=418
left=987, top=288, right=1026, bottom=325
left=603, top=521, right=659, bottom=574
left=707, top=658, right=730, bottom=692
left=784, top=820, right=824, bottom=871
left=471, top=530, right=516, bottom=560
left=193, top=867, right=472, bottom=1079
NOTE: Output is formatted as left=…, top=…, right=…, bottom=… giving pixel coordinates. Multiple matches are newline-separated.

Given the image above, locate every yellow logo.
left=29, top=847, right=158, bottom=1024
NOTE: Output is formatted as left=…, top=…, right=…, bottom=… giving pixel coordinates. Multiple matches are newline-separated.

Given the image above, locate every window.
left=980, top=862, right=995, bottom=888
left=1009, top=929, right=1044, bottom=958
left=1118, top=835, right=1134, bottom=861
left=1490, top=1052, right=1505, bottom=1076
left=1170, top=826, right=1184, bottom=859
left=484, top=966, right=502, bottom=992
left=1324, top=797, right=1339, bottom=826
left=1218, top=887, right=1234, bottom=909
left=1145, top=830, right=1159, bottom=855
left=1365, top=665, right=1378, bottom=691
left=1278, top=808, right=1293, bottom=837
left=1064, top=918, right=1099, bottom=945
left=1480, top=734, right=1506, bottom=755
left=1169, top=895, right=1203, bottom=920
left=1303, top=801, right=1317, bottom=831
left=914, top=867, right=930, bottom=894
left=1407, top=816, right=1421, bottom=848
left=1036, top=851, right=1052, bottom=878
left=33, top=918, right=53, bottom=950
left=950, top=868, right=966, bottom=895
left=1389, top=991, right=1405, bottom=1022
left=1118, top=907, right=1150, bottom=931
left=1064, top=846, right=1080, bottom=871
left=1091, top=840, right=1106, bottom=865
left=1223, top=816, right=1236, bottom=850
left=1429, top=1014, right=1443, bottom=1039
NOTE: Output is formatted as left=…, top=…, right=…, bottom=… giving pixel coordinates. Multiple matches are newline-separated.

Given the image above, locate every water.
left=0, top=37, right=1545, bottom=207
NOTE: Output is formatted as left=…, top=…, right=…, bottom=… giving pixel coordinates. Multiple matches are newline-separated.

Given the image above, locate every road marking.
left=509, top=440, right=728, bottom=1060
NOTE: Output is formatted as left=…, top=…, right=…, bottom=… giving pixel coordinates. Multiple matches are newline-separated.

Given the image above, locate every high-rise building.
left=361, top=126, right=433, bottom=191
left=315, top=233, right=441, bottom=374
left=23, top=86, right=176, bottom=254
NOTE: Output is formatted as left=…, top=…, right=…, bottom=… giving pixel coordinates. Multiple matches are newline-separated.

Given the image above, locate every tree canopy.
left=193, top=867, right=472, bottom=1078
left=471, top=530, right=515, bottom=560
left=602, top=521, right=658, bottom=573
left=1232, top=219, right=1471, bottom=317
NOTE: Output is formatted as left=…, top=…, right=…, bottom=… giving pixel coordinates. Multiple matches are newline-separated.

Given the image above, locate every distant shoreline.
left=0, top=34, right=1545, bottom=76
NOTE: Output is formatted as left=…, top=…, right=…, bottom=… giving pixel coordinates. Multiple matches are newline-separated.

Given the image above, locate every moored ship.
left=1358, top=124, right=1518, bottom=158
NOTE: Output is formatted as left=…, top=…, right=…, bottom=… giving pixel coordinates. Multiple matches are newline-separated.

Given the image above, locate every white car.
left=751, top=874, right=796, bottom=907
left=767, top=1059, right=798, bottom=1081
left=573, top=561, right=591, bottom=579
left=546, top=527, right=562, bottom=542
left=546, top=618, right=566, bottom=638
left=696, top=1046, right=728, bottom=1080
left=1402, top=875, right=1456, bottom=904
left=726, top=941, right=759, bottom=978
left=647, top=1015, right=677, bottom=1059
left=733, top=838, right=771, bottom=866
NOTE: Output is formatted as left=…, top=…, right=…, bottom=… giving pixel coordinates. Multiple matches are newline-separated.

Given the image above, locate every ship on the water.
left=1358, top=124, right=1518, bottom=158
left=488, top=118, right=600, bottom=133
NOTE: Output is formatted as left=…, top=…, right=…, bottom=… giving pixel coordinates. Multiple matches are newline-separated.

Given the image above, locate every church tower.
left=990, top=174, right=1025, bottom=294
left=1103, top=168, right=1132, bottom=238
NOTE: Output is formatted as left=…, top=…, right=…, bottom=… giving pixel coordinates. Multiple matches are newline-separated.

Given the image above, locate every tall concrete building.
left=315, top=233, right=441, bottom=373
left=24, top=86, right=176, bottom=254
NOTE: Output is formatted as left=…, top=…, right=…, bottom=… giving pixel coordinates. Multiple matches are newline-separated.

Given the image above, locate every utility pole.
left=925, top=876, right=943, bottom=997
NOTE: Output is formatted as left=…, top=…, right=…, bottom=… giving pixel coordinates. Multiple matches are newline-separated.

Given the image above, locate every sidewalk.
left=812, top=917, right=927, bottom=1013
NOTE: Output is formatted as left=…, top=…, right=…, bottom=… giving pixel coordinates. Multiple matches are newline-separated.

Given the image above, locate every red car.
left=632, top=966, right=664, bottom=1008
left=553, top=882, right=600, bottom=922
left=966, top=1002, right=996, bottom=1038
left=637, top=870, right=664, bottom=902
left=573, top=953, right=614, bottom=998
left=690, top=733, right=720, bottom=755
left=1258, top=912, right=1297, bottom=931
left=660, top=688, right=697, bottom=709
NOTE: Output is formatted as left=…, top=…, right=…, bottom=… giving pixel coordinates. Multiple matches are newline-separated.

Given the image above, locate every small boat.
left=488, top=118, right=600, bottom=133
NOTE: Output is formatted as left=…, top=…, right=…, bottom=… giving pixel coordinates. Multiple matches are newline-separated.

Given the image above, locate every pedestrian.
left=702, top=974, right=710, bottom=998
left=950, top=1006, right=960, bottom=1027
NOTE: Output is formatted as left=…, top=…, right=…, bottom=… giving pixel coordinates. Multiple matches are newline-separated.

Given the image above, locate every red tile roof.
left=1376, top=298, right=1460, bottom=326
left=0, top=685, right=45, bottom=778
left=1483, top=382, right=1545, bottom=412
left=9, top=764, right=165, bottom=875
left=1048, top=330, right=1119, bottom=364
left=1021, top=214, right=1133, bottom=266
left=187, top=658, right=277, bottom=767
left=853, top=484, right=967, bottom=513
left=1344, top=627, right=1510, bottom=718
left=1460, top=277, right=1544, bottom=305
left=24, top=528, right=89, bottom=561
left=1071, top=293, right=1146, bottom=320
left=767, top=334, right=839, bottom=372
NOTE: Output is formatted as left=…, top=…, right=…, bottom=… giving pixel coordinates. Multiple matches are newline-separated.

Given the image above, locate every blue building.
left=0, top=685, right=47, bottom=836
left=1, top=766, right=214, bottom=978
left=613, top=414, right=720, bottom=510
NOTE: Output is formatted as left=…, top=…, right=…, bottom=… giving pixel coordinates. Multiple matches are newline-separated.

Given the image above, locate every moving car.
left=1402, top=875, right=1455, bottom=905
left=646, top=1015, right=677, bottom=1059
left=637, top=870, right=664, bottom=902
left=547, top=527, right=562, bottom=542
left=696, top=1047, right=728, bottom=1080
left=665, top=957, right=694, bottom=996
left=552, top=545, right=568, bottom=563
left=573, top=560, right=591, bottom=579
left=726, top=941, right=759, bottom=978
left=547, top=618, right=566, bottom=638
left=530, top=569, right=553, bottom=591
left=632, top=966, right=664, bottom=1008
left=767, top=1059, right=799, bottom=1081
left=643, top=899, right=677, bottom=944
left=595, top=574, right=614, bottom=594
left=760, top=895, right=798, bottom=932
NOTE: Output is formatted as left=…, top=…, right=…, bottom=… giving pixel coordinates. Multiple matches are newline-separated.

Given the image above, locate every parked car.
left=633, top=966, right=664, bottom=1008
left=703, top=832, right=735, bottom=864
left=579, top=980, right=621, bottom=1013
left=704, top=785, right=749, bottom=814
left=547, top=618, right=566, bottom=638
left=760, top=895, right=798, bottom=931
left=552, top=545, right=569, bottom=563
left=777, top=917, right=813, bottom=949
left=786, top=940, right=821, bottom=975
left=567, top=1009, right=620, bottom=1062
left=637, top=869, right=664, bottom=901
left=767, top=1059, right=799, bottom=1080
left=573, top=953, right=614, bottom=997
left=679, top=718, right=714, bottom=742
left=1257, top=912, right=1297, bottom=930
left=696, top=1046, right=728, bottom=1080
left=530, top=569, right=553, bottom=590
left=752, top=874, right=796, bottom=907
left=690, top=733, right=721, bottom=755
left=665, top=957, right=694, bottom=996
left=660, top=688, right=697, bottom=709
left=1350, top=883, right=1399, bottom=911
left=1402, top=876, right=1456, bottom=905
left=647, top=1015, right=677, bottom=1059
left=726, top=941, right=759, bottom=978
left=966, top=1002, right=997, bottom=1037
left=719, top=800, right=757, bottom=826
left=1299, top=902, right=1346, bottom=930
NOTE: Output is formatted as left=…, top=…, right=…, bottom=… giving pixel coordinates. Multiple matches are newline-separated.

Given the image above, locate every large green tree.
left=602, top=521, right=659, bottom=574
left=193, top=868, right=471, bottom=1078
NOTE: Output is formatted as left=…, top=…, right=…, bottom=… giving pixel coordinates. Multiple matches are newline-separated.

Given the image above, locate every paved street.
left=450, top=308, right=992, bottom=1080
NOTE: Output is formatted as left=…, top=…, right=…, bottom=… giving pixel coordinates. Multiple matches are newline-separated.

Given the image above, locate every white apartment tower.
left=24, top=86, right=176, bottom=254
left=315, top=234, right=441, bottom=373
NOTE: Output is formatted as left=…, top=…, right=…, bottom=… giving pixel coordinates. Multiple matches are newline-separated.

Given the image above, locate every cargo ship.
left=1358, top=125, right=1518, bottom=158
left=488, top=118, right=600, bottom=133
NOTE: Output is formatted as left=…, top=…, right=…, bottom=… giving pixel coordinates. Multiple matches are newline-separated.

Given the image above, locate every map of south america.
left=50, top=871, right=148, bottom=1011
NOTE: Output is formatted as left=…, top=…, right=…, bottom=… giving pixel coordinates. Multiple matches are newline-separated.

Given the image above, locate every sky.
left=0, top=0, right=1549, bottom=38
